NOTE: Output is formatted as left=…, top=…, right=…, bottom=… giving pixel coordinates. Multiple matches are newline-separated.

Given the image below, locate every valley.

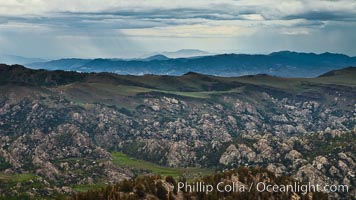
left=0, top=64, right=355, bottom=199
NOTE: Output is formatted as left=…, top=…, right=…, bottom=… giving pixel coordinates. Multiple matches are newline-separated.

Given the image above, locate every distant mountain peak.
left=143, top=54, right=169, bottom=61
left=183, top=71, right=203, bottom=76
left=174, top=49, right=209, bottom=53
left=0, top=54, right=47, bottom=65
left=161, top=49, right=211, bottom=58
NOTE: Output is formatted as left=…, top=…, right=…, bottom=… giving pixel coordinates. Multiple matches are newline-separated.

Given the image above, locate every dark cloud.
left=3, top=15, right=167, bottom=29
left=61, top=8, right=243, bottom=21
left=1, top=7, right=259, bottom=31
left=284, top=11, right=356, bottom=21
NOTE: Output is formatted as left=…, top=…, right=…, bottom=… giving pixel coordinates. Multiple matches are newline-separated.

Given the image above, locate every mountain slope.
left=142, top=54, right=170, bottom=61
left=29, top=58, right=91, bottom=70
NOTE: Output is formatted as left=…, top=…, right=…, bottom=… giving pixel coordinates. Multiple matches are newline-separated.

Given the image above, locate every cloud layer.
left=0, top=0, right=355, bottom=58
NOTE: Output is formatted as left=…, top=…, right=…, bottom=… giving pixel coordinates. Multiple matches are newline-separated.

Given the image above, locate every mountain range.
left=159, top=49, right=211, bottom=58
left=24, top=51, right=356, bottom=77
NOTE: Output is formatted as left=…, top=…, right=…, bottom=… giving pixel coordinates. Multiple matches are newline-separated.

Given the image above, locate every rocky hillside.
left=0, top=64, right=355, bottom=199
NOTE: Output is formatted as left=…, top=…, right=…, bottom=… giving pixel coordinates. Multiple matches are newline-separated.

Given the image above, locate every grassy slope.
left=71, top=184, right=106, bottom=193
left=59, top=67, right=356, bottom=104
left=0, top=173, right=51, bottom=200
left=71, top=152, right=214, bottom=193
left=0, top=173, right=37, bottom=182
left=112, top=67, right=356, bottom=91
left=112, top=152, right=214, bottom=179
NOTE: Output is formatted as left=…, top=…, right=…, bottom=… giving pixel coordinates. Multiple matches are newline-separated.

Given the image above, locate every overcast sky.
left=0, top=0, right=355, bottom=58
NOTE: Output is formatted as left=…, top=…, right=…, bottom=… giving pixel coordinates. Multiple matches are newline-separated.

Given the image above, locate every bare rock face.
left=166, top=141, right=196, bottom=167
left=267, top=163, right=287, bottom=177
left=151, top=105, right=160, bottom=111
left=313, top=156, right=328, bottom=171
left=219, top=144, right=257, bottom=166
left=329, top=166, right=340, bottom=177
left=338, top=160, right=350, bottom=174
left=296, top=164, right=330, bottom=186
left=35, top=161, right=59, bottom=181
left=238, top=144, right=257, bottom=162
left=219, top=145, right=239, bottom=165
left=254, top=139, right=274, bottom=162
left=286, top=150, right=302, bottom=160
